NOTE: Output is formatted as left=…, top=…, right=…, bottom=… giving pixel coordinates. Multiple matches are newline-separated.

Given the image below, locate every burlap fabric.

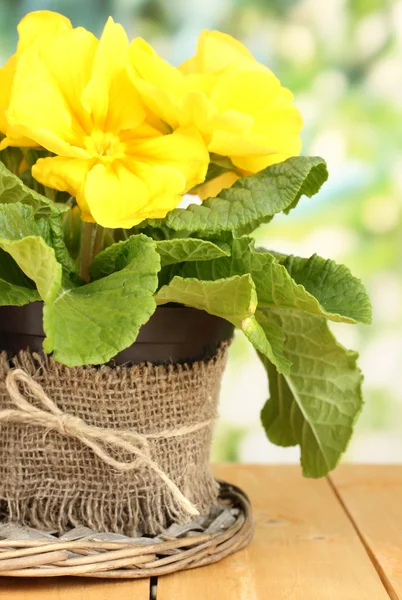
left=0, top=344, right=229, bottom=536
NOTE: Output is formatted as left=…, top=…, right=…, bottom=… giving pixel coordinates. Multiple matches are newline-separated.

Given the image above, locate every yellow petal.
left=209, top=130, right=274, bottom=157
left=128, top=38, right=184, bottom=128
left=130, top=38, right=184, bottom=97
left=84, top=161, right=185, bottom=228
left=252, top=99, right=304, bottom=139
left=0, top=56, right=34, bottom=148
left=126, top=126, right=209, bottom=191
left=7, top=27, right=97, bottom=157
left=210, top=69, right=282, bottom=114
left=130, top=77, right=179, bottom=129
left=33, top=156, right=95, bottom=221
left=0, top=11, right=73, bottom=148
left=180, top=30, right=254, bottom=74
left=232, top=143, right=302, bottom=173
left=105, top=68, right=146, bottom=133
left=82, top=17, right=129, bottom=129
left=210, top=109, right=254, bottom=136
left=178, top=92, right=217, bottom=141
left=17, top=10, right=72, bottom=53
left=196, top=171, right=240, bottom=200
left=0, top=56, right=16, bottom=135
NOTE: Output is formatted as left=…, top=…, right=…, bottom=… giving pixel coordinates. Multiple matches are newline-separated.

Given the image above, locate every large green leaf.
left=0, top=202, right=50, bottom=241
left=0, top=161, right=68, bottom=216
left=43, top=234, right=160, bottom=367
left=0, top=249, right=40, bottom=306
left=90, top=237, right=230, bottom=280
left=260, top=312, right=363, bottom=478
left=144, top=157, right=327, bottom=235
left=155, top=274, right=283, bottom=365
left=279, top=253, right=372, bottom=325
left=0, top=236, right=61, bottom=304
left=155, top=238, right=230, bottom=266
left=155, top=274, right=256, bottom=326
left=0, top=279, right=39, bottom=306
left=176, top=238, right=369, bottom=324
left=173, top=238, right=370, bottom=372
left=0, top=204, right=62, bottom=303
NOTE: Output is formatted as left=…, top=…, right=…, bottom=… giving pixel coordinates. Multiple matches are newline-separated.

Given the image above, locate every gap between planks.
left=328, top=473, right=398, bottom=600
left=330, top=465, right=402, bottom=600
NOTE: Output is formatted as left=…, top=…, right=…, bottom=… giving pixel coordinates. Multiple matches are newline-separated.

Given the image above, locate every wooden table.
left=0, top=464, right=401, bottom=599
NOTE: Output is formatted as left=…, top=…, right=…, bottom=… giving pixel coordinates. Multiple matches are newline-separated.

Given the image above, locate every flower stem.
left=93, top=225, right=105, bottom=258
left=80, top=223, right=95, bottom=282
left=79, top=223, right=106, bottom=282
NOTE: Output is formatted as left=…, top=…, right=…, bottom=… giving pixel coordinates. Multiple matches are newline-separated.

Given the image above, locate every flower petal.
left=178, top=92, right=217, bottom=141
left=7, top=27, right=97, bottom=157
left=0, top=56, right=16, bottom=136
left=130, top=38, right=184, bottom=97
left=195, top=171, right=240, bottom=200
left=126, top=126, right=209, bottom=191
left=209, top=130, right=274, bottom=158
left=17, top=10, right=72, bottom=53
left=180, top=30, right=254, bottom=74
left=82, top=17, right=130, bottom=128
left=210, top=69, right=282, bottom=114
left=84, top=161, right=185, bottom=228
left=33, top=156, right=95, bottom=221
left=1, top=11, right=73, bottom=148
left=105, top=69, right=146, bottom=133
left=128, top=38, right=184, bottom=128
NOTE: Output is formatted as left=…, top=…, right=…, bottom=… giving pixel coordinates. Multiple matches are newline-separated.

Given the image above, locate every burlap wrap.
left=0, top=345, right=229, bottom=536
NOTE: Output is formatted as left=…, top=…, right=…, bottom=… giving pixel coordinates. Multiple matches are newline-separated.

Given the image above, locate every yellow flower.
left=6, top=15, right=209, bottom=228
left=129, top=31, right=303, bottom=198
left=0, top=11, right=72, bottom=149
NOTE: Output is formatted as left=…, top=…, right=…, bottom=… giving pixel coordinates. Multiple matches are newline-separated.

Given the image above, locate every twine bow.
left=0, top=368, right=212, bottom=517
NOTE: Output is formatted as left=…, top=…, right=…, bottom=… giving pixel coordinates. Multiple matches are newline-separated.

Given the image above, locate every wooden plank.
left=331, top=464, right=402, bottom=600
left=157, top=464, right=389, bottom=600
left=0, top=576, right=150, bottom=599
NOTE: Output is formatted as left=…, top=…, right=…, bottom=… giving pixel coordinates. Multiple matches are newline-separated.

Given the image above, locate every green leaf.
left=0, top=249, right=40, bottom=306
left=144, top=157, right=328, bottom=235
left=0, top=236, right=61, bottom=304
left=177, top=238, right=369, bottom=324
left=0, top=161, right=68, bottom=216
left=260, top=312, right=363, bottom=478
left=155, top=274, right=256, bottom=326
left=43, top=234, right=160, bottom=367
left=155, top=238, right=230, bottom=266
left=0, top=204, right=62, bottom=303
left=279, top=253, right=372, bottom=325
left=155, top=273, right=282, bottom=363
left=173, top=238, right=369, bottom=372
left=0, top=279, right=39, bottom=306
left=0, top=202, right=51, bottom=242
left=48, top=212, right=77, bottom=273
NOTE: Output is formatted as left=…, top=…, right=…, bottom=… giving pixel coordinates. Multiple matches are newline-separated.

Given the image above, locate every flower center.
left=85, top=130, right=125, bottom=159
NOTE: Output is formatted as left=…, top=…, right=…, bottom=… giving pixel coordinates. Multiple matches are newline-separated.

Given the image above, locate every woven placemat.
left=0, top=480, right=253, bottom=578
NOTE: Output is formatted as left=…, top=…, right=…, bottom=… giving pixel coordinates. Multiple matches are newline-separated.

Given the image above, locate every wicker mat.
left=0, top=480, right=253, bottom=578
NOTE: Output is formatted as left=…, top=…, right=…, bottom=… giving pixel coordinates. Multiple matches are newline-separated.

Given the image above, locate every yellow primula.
left=0, top=11, right=73, bottom=149
left=6, top=14, right=209, bottom=228
left=129, top=30, right=303, bottom=198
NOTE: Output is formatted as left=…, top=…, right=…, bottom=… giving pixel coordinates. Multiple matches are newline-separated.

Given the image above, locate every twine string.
left=0, top=368, right=213, bottom=517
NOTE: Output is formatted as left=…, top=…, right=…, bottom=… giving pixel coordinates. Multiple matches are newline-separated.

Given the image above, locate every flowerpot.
left=0, top=303, right=234, bottom=536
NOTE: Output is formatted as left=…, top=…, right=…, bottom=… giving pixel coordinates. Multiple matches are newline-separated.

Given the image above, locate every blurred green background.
left=1, top=0, right=401, bottom=464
